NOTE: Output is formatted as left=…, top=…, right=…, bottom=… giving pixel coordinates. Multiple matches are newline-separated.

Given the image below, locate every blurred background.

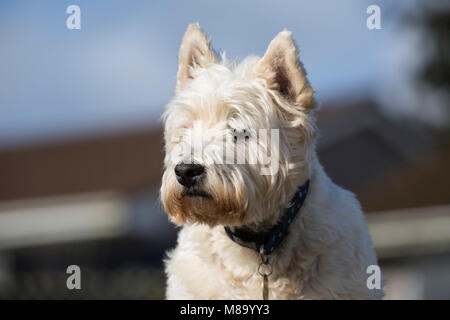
left=0, top=0, right=449, bottom=299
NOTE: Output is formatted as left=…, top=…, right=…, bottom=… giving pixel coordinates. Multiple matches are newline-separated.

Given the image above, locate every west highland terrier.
left=161, top=23, right=385, bottom=299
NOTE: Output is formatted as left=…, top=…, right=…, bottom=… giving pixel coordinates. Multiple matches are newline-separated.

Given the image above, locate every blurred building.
left=0, top=98, right=449, bottom=299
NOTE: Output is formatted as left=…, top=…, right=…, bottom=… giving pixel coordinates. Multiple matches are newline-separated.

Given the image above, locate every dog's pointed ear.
left=176, top=23, right=216, bottom=91
left=258, top=30, right=315, bottom=109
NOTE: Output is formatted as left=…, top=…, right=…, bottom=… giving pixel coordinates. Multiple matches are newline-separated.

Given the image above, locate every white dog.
left=161, top=23, right=385, bottom=299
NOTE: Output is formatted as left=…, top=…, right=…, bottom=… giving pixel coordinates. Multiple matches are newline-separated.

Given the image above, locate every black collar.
left=224, top=180, right=310, bottom=255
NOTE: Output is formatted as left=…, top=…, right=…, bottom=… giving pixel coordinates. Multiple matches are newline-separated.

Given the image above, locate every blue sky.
left=0, top=1, right=417, bottom=148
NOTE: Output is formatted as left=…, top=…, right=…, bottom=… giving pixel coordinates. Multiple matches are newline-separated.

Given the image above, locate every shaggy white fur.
left=161, top=23, right=385, bottom=299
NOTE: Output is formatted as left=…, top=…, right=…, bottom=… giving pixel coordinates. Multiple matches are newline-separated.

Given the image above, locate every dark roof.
left=0, top=127, right=164, bottom=201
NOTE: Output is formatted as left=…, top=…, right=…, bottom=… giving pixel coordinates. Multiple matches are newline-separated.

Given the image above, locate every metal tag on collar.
left=258, top=245, right=273, bottom=300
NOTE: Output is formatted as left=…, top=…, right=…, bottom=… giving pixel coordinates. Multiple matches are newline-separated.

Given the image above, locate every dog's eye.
left=233, top=129, right=239, bottom=142
left=232, top=129, right=250, bottom=142
left=243, top=129, right=249, bottom=141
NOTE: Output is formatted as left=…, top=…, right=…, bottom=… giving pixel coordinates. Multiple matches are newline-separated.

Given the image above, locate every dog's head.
left=161, top=23, right=316, bottom=227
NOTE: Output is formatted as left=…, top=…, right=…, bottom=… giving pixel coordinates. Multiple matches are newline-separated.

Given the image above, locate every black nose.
left=174, top=163, right=205, bottom=187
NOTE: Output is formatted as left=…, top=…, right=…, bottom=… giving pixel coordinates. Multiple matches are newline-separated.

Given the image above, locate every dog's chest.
left=177, top=251, right=304, bottom=299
